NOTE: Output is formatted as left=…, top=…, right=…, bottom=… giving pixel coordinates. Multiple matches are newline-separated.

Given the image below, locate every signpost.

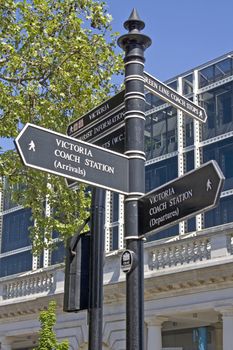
left=144, top=71, right=207, bottom=122
left=117, top=9, right=152, bottom=350
left=139, top=161, right=224, bottom=236
left=14, top=9, right=225, bottom=350
left=15, top=123, right=129, bottom=195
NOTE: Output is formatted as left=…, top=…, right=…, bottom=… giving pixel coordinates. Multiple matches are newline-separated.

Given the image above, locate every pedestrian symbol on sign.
left=28, top=140, right=36, bottom=152
left=206, top=179, right=212, bottom=191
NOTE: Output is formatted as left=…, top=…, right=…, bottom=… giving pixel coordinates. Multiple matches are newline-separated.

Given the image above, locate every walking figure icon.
left=28, top=140, right=36, bottom=152
left=206, top=179, right=212, bottom=191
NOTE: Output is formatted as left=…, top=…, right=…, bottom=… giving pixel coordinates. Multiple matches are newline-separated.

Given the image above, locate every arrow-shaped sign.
left=138, top=161, right=224, bottom=236
left=15, top=124, right=129, bottom=194
left=144, top=72, right=207, bottom=123
left=67, top=90, right=125, bottom=136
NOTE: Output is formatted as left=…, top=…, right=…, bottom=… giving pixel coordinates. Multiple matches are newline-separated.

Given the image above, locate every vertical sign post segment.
left=118, top=8, right=151, bottom=350
left=88, top=188, right=105, bottom=350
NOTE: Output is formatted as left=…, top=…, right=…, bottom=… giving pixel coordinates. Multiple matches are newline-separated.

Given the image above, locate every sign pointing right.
left=138, top=161, right=224, bottom=236
left=144, top=72, right=207, bottom=123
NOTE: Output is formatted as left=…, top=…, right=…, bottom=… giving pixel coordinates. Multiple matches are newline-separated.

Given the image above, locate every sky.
left=106, top=0, right=233, bottom=81
left=1, top=0, right=233, bottom=152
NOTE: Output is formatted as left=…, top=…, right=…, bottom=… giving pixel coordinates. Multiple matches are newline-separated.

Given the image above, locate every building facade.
left=1, top=52, right=233, bottom=349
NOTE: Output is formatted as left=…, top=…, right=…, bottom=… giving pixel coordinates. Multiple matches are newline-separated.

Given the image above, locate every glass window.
left=167, top=80, right=177, bottom=91
left=145, top=107, right=177, bottom=160
left=215, top=58, right=232, bottom=80
left=110, top=226, right=119, bottom=251
left=51, top=241, right=65, bottom=265
left=182, top=74, right=193, bottom=95
left=199, top=58, right=233, bottom=89
left=199, top=66, right=214, bottom=88
left=1, top=208, right=32, bottom=253
left=146, top=224, right=179, bottom=242
left=112, top=193, right=119, bottom=223
left=145, top=91, right=165, bottom=111
left=186, top=151, right=194, bottom=172
left=203, top=138, right=233, bottom=191
left=3, top=181, right=25, bottom=210
left=187, top=217, right=196, bottom=232
left=107, top=192, right=119, bottom=225
left=185, top=118, right=194, bottom=146
left=205, top=195, right=233, bottom=228
left=216, top=90, right=232, bottom=124
left=202, top=82, right=233, bottom=140
left=145, top=156, right=178, bottom=192
left=0, top=251, right=32, bottom=277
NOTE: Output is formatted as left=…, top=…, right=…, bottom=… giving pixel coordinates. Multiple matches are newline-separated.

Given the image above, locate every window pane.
left=145, top=108, right=177, bottom=160
left=205, top=196, right=233, bottom=228
left=0, top=251, right=32, bottom=277
left=146, top=224, right=179, bottom=242
left=51, top=241, right=65, bottom=265
left=202, top=83, right=233, bottom=140
left=2, top=208, right=32, bottom=253
left=203, top=138, right=233, bottom=191
left=145, top=157, right=178, bottom=192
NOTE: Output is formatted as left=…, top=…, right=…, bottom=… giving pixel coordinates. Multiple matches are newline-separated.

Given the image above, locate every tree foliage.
left=34, top=300, right=69, bottom=350
left=0, top=0, right=123, bottom=252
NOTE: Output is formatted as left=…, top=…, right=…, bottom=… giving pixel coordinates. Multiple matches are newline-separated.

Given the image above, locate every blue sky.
left=106, top=0, right=233, bottom=81
left=1, top=0, right=232, bottom=152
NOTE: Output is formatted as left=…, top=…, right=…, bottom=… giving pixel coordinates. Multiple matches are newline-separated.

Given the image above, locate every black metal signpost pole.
left=88, top=188, right=105, bottom=350
left=118, top=9, right=151, bottom=350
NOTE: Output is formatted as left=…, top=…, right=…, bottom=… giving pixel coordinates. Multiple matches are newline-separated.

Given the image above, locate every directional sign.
left=144, top=72, right=207, bottom=123
left=93, top=126, right=125, bottom=153
left=77, top=106, right=125, bottom=144
left=138, top=161, right=224, bottom=236
left=65, top=125, right=125, bottom=189
left=15, top=124, right=129, bottom=194
left=67, top=70, right=207, bottom=139
left=67, top=90, right=125, bottom=136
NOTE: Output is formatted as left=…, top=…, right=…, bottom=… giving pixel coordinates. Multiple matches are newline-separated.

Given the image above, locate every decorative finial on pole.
left=117, top=8, right=151, bottom=51
left=124, top=8, right=145, bottom=31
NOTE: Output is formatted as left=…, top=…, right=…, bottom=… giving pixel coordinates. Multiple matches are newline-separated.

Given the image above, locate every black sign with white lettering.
left=65, top=127, right=125, bottom=189
left=144, top=72, right=207, bottom=123
left=15, top=124, right=129, bottom=194
left=77, top=107, right=125, bottom=143
left=67, top=90, right=125, bottom=136
left=138, top=161, right=224, bottom=236
left=94, top=127, right=125, bottom=153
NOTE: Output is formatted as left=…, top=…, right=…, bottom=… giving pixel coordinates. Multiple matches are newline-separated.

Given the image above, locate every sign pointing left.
left=15, top=124, right=129, bottom=194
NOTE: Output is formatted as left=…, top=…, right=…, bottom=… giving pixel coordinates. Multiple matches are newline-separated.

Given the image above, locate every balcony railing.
left=1, top=223, right=233, bottom=303
left=0, top=266, right=64, bottom=302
